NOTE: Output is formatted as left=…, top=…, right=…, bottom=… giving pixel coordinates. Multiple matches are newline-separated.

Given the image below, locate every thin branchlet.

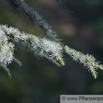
left=56, top=0, right=74, bottom=13
left=13, top=57, right=22, bottom=66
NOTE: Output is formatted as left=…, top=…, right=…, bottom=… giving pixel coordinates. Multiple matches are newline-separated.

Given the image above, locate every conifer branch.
left=0, top=24, right=103, bottom=78
left=6, top=0, right=61, bottom=42
left=0, top=25, right=64, bottom=77
left=0, top=0, right=102, bottom=79
left=64, top=45, right=103, bottom=78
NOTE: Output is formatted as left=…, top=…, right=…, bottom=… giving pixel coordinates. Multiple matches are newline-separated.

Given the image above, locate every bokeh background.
left=0, top=0, right=103, bottom=103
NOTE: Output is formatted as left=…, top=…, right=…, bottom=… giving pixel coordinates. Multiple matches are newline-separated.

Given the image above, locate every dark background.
left=0, top=0, right=103, bottom=103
